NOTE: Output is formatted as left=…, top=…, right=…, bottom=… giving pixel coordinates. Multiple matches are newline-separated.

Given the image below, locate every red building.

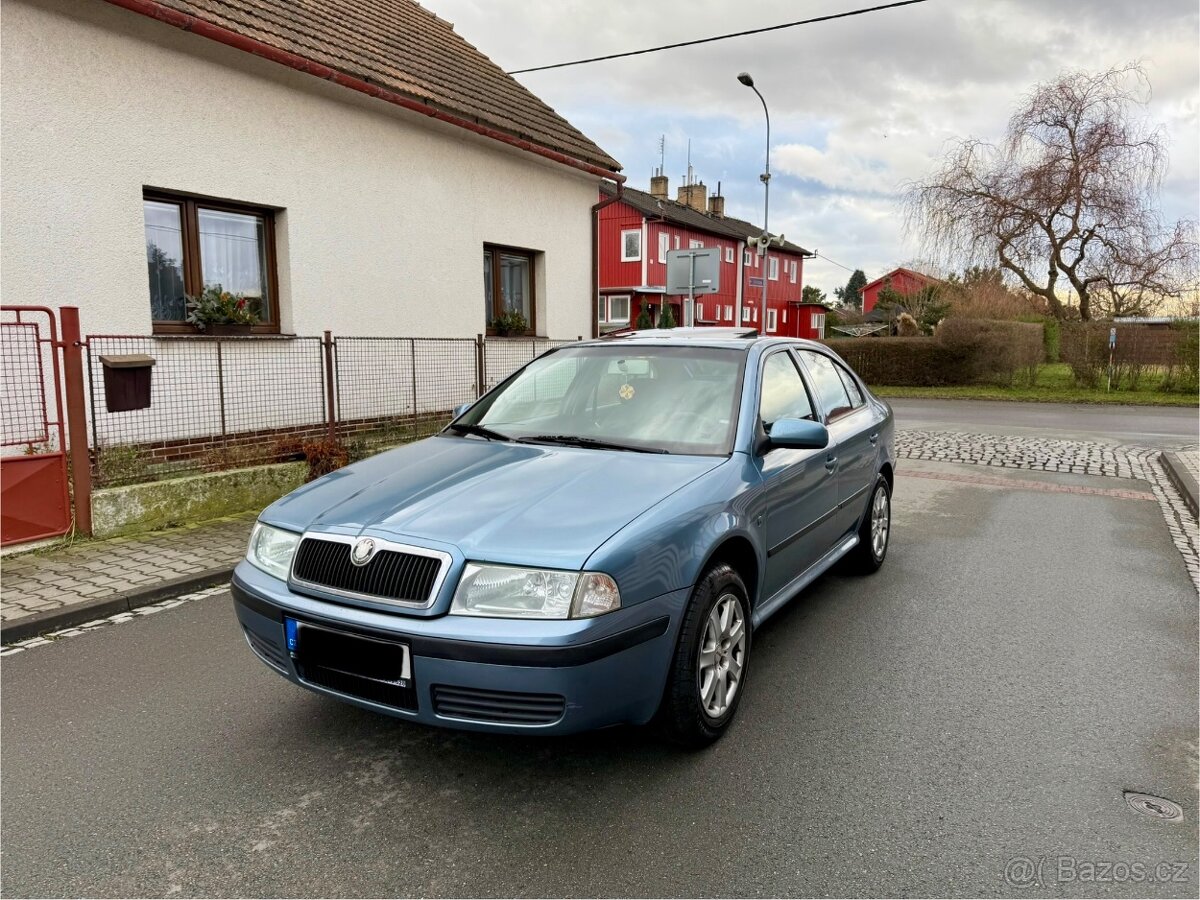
left=597, top=180, right=825, bottom=339
left=861, top=267, right=940, bottom=314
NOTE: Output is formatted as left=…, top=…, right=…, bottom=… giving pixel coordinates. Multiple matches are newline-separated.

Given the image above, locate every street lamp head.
left=737, top=72, right=755, bottom=87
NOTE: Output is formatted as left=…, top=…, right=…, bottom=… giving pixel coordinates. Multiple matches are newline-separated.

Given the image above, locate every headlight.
left=246, top=522, right=301, bottom=580
left=450, top=563, right=621, bottom=619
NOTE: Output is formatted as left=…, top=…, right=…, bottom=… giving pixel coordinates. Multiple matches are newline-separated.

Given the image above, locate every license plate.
left=286, top=618, right=416, bottom=708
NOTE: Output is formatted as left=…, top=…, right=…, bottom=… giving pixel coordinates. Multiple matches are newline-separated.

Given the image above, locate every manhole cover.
left=1124, top=792, right=1184, bottom=823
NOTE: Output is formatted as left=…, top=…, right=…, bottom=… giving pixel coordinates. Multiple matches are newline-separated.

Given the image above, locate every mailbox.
left=99, top=354, right=155, bottom=412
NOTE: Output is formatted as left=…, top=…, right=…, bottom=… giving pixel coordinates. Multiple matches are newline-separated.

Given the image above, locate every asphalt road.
left=2, top=462, right=1197, bottom=898
left=889, top=398, right=1198, bottom=448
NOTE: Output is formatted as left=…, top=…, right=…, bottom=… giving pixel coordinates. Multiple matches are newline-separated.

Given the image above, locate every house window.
left=725, top=247, right=734, bottom=264
left=767, top=309, right=777, bottom=332
left=621, top=229, right=642, bottom=262
left=812, top=312, right=826, bottom=339
left=783, top=309, right=788, bottom=323
left=743, top=249, right=752, bottom=267
left=741, top=307, right=751, bottom=324
left=674, top=235, right=681, bottom=249
left=789, top=260, right=798, bottom=283
left=689, top=239, right=704, bottom=249
left=752, top=307, right=758, bottom=322
left=658, top=232, right=669, bottom=263
left=724, top=304, right=733, bottom=320
left=697, top=301, right=705, bottom=322
left=769, top=257, right=779, bottom=281
left=598, top=294, right=631, bottom=329
left=143, top=191, right=279, bottom=333
left=484, top=244, right=536, bottom=333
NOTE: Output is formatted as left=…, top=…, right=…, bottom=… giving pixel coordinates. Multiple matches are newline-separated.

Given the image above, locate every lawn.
left=871, top=364, right=1198, bottom=407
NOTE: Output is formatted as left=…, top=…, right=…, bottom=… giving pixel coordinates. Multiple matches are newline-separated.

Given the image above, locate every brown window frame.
left=483, top=244, right=537, bottom=336
left=144, top=189, right=281, bottom=335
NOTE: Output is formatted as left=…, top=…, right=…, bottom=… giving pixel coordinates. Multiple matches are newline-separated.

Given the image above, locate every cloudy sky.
left=423, top=0, right=1198, bottom=297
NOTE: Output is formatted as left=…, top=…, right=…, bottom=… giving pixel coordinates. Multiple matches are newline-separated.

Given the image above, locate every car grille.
left=291, top=537, right=443, bottom=606
left=431, top=685, right=566, bottom=726
left=243, top=627, right=287, bottom=672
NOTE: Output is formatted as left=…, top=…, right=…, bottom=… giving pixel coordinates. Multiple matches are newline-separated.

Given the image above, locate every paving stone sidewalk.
left=1, top=514, right=255, bottom=631
left=1, top=431, right=1196, bottom=642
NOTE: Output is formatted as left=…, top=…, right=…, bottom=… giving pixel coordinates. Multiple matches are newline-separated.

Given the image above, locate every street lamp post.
left=738, top=72, right=771, bottom=332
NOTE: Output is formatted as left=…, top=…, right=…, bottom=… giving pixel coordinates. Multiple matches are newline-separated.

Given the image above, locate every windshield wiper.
left=446, top=422, right=512, bottom=442
left=517, top=434, right=668, bottom=454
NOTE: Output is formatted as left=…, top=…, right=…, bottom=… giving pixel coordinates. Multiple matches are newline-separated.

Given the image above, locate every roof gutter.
left=101, top=0, right=625, bottom=186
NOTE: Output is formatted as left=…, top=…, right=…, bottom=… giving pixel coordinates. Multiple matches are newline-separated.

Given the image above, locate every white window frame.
left=743, top=249, right=752, bottom=267
left=674, top=235, right=681, bottom=250
left=783, top=309, right=788, bottom=323
left=769, top=257, right=779, bottom=281
left=696, top=301, right=705, bottom=322
left=689, top=239, right=704, bottom=250
left=813, top=312, right=826, bottom=338
left=741, top=307, right=751, bottom=324
left=767, top=309, right=777, bottom=332
left=725, top=247, right=734, bottom=264
left=788, top=260, right=797, bottom=283
left=752, top=307, right=758, bottom=322
left=657, top=232, right=669, bottom=264
left=599, top=294, right=631, bottom=327
left=724, top=304, right=733, bottom=320
left=621, top=229, right=642, bottom=262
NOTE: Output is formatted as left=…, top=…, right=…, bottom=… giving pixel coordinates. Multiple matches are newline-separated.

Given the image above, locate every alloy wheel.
left=697, top=594, right=747, bottom=718
left=871, top=485, right=890, bottom=560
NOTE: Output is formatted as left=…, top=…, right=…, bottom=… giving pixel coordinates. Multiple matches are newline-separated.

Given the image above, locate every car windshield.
left=453, top=345, right=745, bottom=455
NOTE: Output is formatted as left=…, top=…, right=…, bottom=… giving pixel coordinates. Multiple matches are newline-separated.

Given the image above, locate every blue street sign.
left=1109, top=327, right=1117, bottom=348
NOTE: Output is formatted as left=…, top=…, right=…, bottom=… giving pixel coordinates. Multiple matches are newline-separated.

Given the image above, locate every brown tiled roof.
left=144, top=0, right=621, bottom=172
left=605, top=184, right=811, bottom=255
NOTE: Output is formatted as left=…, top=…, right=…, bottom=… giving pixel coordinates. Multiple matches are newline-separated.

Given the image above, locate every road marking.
left=902, top=469, right=1156, bottom=501
left=0, top=585, right=227, bottom=658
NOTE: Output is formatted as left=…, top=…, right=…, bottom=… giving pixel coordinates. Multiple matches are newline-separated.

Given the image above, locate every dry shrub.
left=895, top=312, right=921, bottom=336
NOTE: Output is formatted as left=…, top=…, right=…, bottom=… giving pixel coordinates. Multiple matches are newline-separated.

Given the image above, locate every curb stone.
left=1160, top=451, right=1199, bottom=518
left=0, top=567, right=235, bottom=645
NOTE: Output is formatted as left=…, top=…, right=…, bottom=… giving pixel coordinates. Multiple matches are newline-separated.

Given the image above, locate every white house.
left=1, top=0, right=623, bottom=341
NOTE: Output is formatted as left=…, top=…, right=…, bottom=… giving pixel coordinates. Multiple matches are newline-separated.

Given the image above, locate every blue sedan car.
left=233, top=329, right=895, bottom=746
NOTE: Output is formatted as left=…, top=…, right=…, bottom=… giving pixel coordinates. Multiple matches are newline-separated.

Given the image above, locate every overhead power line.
left=814, top=253, right=858, bottom=273
left=507, top=0, right=930, bottom=75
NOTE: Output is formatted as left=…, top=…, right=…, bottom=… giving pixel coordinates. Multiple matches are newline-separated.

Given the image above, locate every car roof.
left=574, top=328, right=830, bottom=353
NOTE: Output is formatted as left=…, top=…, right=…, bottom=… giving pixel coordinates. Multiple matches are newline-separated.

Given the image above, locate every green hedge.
left=826, top=319, right=1044, bottom=387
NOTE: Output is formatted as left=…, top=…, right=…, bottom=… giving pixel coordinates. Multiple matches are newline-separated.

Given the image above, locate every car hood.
left=263, top=435, right=723, bottom=569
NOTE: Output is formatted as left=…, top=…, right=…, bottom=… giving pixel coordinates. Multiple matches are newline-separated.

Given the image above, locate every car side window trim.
left=756, top=349, right=818, bottom=435
left=795, top=348, right=860, bottom=425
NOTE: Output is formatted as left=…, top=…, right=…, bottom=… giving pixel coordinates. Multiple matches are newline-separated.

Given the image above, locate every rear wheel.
left=658, top=563, right=751, bottom=749
left=843, top=475, right=890, bottom=574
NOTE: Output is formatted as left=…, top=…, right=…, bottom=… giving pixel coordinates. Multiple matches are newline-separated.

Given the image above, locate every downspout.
left=101, top=0, right=627, bottom=188
left=591, top=185, right=625, bottom=338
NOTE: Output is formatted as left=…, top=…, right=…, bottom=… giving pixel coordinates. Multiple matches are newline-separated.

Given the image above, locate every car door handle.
left=869, top=432, right=879, bottom=445
left=824, top=455, right=838, bottom=472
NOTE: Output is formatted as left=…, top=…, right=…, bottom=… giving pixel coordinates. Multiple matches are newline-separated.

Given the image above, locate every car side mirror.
left=767, top=417, right=829, bottom=451
left=452, top=402, right=473, bottom=419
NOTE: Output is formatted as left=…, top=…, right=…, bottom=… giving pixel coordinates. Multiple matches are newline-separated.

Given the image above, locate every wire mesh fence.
left=1, top=308, right=64, bottom=457
left=81, top=332, right=578, bottom=487
left=335, top=337, right=478, bottom=450
left=86, top=335, right=327, bottom=486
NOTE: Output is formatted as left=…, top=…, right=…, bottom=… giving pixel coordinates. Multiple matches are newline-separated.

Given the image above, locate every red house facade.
left=597, top=181, right=823, bottom=338
left=861, top=267, right=939, bottom=314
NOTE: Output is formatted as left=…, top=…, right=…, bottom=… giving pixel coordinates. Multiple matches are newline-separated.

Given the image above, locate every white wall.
left=0, top=0, right=602, bottom=342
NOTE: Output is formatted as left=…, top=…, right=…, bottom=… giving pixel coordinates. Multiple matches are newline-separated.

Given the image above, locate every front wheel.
left=843, top=475, right=890, bottom=575
left=657, top=563, right=751, bottom=749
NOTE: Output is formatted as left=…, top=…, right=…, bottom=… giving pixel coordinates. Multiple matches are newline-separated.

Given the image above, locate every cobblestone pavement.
left=898, top=430, right=1199, bottom=590
left=0, top=514, right=254, bottom=623
left=1, top=431, right=1195, bottom=632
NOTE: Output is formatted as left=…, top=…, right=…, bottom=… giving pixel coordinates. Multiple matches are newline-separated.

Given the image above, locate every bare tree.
left=904, top=64, right=1198, bottom=320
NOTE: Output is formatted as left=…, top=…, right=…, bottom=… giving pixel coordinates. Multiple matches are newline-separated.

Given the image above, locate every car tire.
left=843, top=474, right=891, bottom=575
left=657, top=563, right=752, bottom=749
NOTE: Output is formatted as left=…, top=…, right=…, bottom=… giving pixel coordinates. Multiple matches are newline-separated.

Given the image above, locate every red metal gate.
left=1, top=306, right=72, bottom=544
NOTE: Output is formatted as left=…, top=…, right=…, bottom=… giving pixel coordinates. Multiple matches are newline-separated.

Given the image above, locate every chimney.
left=650, top=174, right=669, bottom=199
left=708, top=183, right=725, bottom=218
left=676, top=181, right=707, bottom=212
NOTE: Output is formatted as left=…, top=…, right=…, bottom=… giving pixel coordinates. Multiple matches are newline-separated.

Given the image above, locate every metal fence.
left=84, top=333, right=581, bottom=487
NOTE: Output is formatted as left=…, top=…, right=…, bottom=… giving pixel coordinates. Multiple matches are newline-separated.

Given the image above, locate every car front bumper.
left=231, top=561, right=689, bottom=735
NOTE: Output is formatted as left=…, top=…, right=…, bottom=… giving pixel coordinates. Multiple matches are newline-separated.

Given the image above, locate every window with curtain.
left=143, top=191, right=278, bottom=333
left=484, top=244, right=537, bottom=333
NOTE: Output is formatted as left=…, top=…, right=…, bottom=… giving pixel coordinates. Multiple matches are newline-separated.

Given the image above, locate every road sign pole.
left=687, top=253, right=696, bottom=327
left=1107, top=327, right=1116, bottom=392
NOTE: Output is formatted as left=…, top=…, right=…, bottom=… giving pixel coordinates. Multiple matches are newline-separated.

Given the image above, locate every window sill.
left=151, top=326, right=290, bottom=338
